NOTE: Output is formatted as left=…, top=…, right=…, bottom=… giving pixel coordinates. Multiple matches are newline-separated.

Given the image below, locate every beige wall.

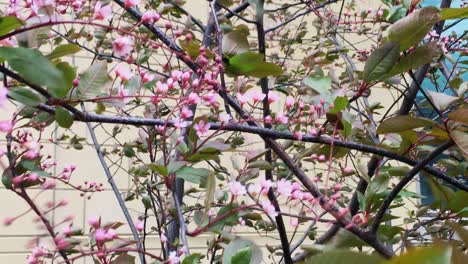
left=0, top=1, right=419, bottom=263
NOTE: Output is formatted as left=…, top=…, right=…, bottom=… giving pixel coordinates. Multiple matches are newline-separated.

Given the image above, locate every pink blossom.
left=0, top=37, right=17, bottom=47
left=259, top=175, right=272, bottom=194
left=105, top=228, right=117, bottom=240
left=124, top=0, right=140, bottom=8
left=31, top=246, right=47, bottom=258
left=248, top=90, right=266, bottom=103
left=187, top=93, right=200, bottom=104
left=0, top=149, right=4, bottom=158
left=87, top=216, right=100, bottom=228
left=267, top=91, right=280, bottom=103
left=141, top=9, right=160, bottom=23
left=285, top=96, right=295, bottom=109
left=290, top=218, right=298, bottom=227
left=248, top=183, right=261, bottom=196
left=202, top=92, right=217, bottom=105
left=275, top=112, right=289, bottom=124
left=156, top=81, right=169, bottom=94
left=376, top=9, right=384, bottom=17
left=318, top=154, right=326, bottom=162
left=140, top=71, right=155, bottom=84
left=160, top=233, right=167, bottom=243
left=94, top=228, right=107, bottom=242
left=168, top=251, right=180, bottom=264
left=229, top=181, right=247, bottom=196
left=343, top=167, right=354, bottom=174
left=93, top=1, right=112, bottom=20
left=135, top=220, right=144, bottom=232
left=194, top=120, right=210, bottom=137
left=0, top=120, right=12, bottom=132
left=118, top=85, right=131, bottom=104
left=262, top=200, right=278, bottom=218
left=236, top=92, right=249, bottom=105
left=0, top=86, right=8, bottom=109
left=180, top=107, right=193, bottom=119
left=115, top=64, right=133, bottom=81
left=3, top=217, right=14, bottom=226
left=277, top=179, right=293, bottom=197
left=172, top=118, right=188, bottom=129
left=112, top=36, right=134, bottom=58
left=219, top=113, right=231, bottom=123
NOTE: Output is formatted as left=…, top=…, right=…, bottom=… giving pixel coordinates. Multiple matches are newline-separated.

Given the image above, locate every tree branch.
left=370, top=140, right=454, bottom=234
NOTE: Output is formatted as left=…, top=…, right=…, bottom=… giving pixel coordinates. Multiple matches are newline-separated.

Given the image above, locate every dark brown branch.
left=369, top=140, right=454, bottom=234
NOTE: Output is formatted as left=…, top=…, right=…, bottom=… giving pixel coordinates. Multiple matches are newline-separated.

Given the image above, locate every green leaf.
left=448, top=108, right=468, bottom=125
left=7, top=87, right=42, bottom=106
left=182, top=253, right=202, bottom=264
left=365, top=172, right=390, bottom=207
left=231, top=247, right=252, bottom=264
left=205, top=172, right=216, bottom=210
left=226, top=51, right=282, bottom=78
left=55, top=107, right=74, bottom=128
left=0, top=16, right=24, bottom=36
left=385, top=246, right=452, bottom=264
left=377, top=116, right=436, bottom=134
left=0, top=47, right=72, bottom=98
left=386, top=7, right=440, bottom=51
left=176, top=167, right=211, bottom=184
left=46, top=44, right=81, bottom=60
left=357, top=191, right=367, bottom=212
left=450, top=129, right=468, bottom=162
left=217, top=0, right=234, bottom=7
left=364, top=42, right=400, bottom=82
left=440, top=7, right=468, bottom=20
left=223, top=31, right=249, bottom=55
left=110, top=253, right=135, bottom=264
left=222, top=238, right=262, bottom=264
left=247, top=160, right=273, bottom=170
left=305, top=250, right=384, bottom=264
left=75, top=61, right=110, bottom=100
left=386, top=42, right=438, bottom=77
left=302, top=76, right=332, bottom=96
left=447, top=191, right=468, bottom=214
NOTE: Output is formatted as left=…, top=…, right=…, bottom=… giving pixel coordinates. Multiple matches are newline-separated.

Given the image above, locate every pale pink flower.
left=118, top=85, right=131, bottom=104
left=343, top=167, right=354, bottom=174
left=3, top=217, right=14, bottom=226
left=290, top=218, right=298, bottom=228
left=0, top=37, right=17, bottom=47
left=156, top=81, right=169, bottom=94
left=248, top=90, right=266, bottom=103
left=194, top=120, right=210, bottom=137
left=93, top=1, right=112, bottom=20
left=141, top=9, right=160, bottom=24
left=105, top=228, right=117, bottom=240
left=219, top=113, right=231, bottom=123
left=124, top=0, right=140, bottom=8
left=202, top=92, right=217, bottom=105
left=248, top=183, right=261, bottom=196
left=87, top=216, right=100, bottom=228
left=115, top=64, right=133, bottom=81
left=160, top=233, right=167, bottom=243
left=267, top=91, right=280, bottom=103
left=229, top=181, right=247, bottom=196
left=275, top=112, right=289, bottom=124
left=135, top=220, right=144, bottom=232
left=94, top=228, right=107, bottom=242
left=140, top=71, right=155, bottom=84
left=172, top=118, right=188, bottom=129
left=168, top=251, right=180, bottom=264
left=187, top=93, right=200, bottom=104
left=259, top=175, right=272, bottom=194
left=262, top=200, right=278, bottom=218
left=0, top=120, right=12, bottom=132
left=112, top=36, right=134, bottom=58
left=376, top=9, right=384, bottom=17
left=236, top=92, right=249, bottom=105
left=180, top=107, right=193, bottom=119
left=277, top=179, right=293, bottom=197
left=285, top=96, right=295, bottom=108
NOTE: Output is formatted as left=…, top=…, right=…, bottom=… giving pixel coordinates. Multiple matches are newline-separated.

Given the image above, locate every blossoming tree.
left=0, top=0, right=467, bottom=263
